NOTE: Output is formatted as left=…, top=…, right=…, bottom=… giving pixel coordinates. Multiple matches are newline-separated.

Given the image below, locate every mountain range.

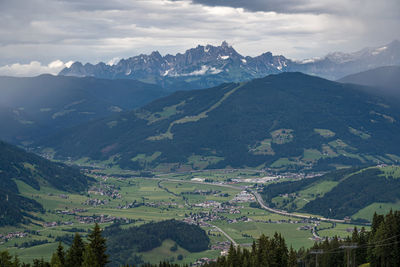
left=59, top=40, right=400, bottom=89
left=0, top=75, right=167, bottom=144
left=42, top=72, right=400, bottom=172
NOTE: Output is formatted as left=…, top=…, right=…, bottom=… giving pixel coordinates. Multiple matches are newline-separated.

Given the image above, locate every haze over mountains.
left=0, top=75, right=167, bottom=144
left=60, top=40, right=400, bottom=89
left=42, top=72, right=400, bottom=172
left=339, top=66, right=400, bottom=98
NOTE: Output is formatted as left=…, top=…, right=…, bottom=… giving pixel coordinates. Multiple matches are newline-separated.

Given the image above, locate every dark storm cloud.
left=0, top=0, right=399, bottom=76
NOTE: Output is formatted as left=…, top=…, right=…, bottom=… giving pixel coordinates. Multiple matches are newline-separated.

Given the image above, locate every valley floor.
left=0, top=168, right=373, bottom=265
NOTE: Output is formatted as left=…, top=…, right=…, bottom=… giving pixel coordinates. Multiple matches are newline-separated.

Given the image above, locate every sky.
left=0, top=0, right=399, bottom=76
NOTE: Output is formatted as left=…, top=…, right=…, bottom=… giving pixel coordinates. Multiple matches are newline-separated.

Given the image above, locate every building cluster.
left=211, top=203, right=242, bottom=215
left=88, top=183, right=121, bottom=199
left=75, top=214, right=131, bottom=224
left=231, top=191, right=255, bottom=203
left=0, top=232, right=27, bottom=242
left=183, top=210, right=251, bottom=226
left=211, top=241, right=231, bottom=253
left=116, top=201, right=142, bottom=209
left=192, top=257, right=216, bottom=267
left=83, top=198, right=109, bottom=206
left=194, top=200, right=221, bottom=208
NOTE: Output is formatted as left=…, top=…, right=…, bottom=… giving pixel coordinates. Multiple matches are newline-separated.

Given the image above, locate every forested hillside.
left=0, top=141, right=91, bottom=226
left=43, top=72, right=400, bottom=172
left=261, top=166, right=400, bottom=219
left=103, top=220, right=210, bottom=266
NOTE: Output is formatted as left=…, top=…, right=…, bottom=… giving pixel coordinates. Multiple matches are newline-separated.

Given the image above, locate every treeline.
left=302, top=210, right=400, bottom=266
left=204, top=233, right=297, bottom=267
left=204, top=210, right=400, bottom=267
left=3, top=211, right=400, bottom=266
left=103, top=219, right=210, bottom=266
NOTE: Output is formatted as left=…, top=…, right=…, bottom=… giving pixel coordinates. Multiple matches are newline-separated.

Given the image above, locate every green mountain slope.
left=261, top=165, right=400, bottom=220
left=0, top=141, right=92, bottom=226
left=43, top=72, right=400, bottom=171
left=0, top=75, right=168, bottom=144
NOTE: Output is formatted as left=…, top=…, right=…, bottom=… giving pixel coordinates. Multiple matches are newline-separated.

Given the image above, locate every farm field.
left=0, top=169, right=367, bottom=264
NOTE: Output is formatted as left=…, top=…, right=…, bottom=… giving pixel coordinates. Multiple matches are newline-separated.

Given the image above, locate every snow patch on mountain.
left=178, top=65, right=222, bottom=76
left=297, top=58, right=320, bottom=64
left=372, top=46, right=387, bottom=55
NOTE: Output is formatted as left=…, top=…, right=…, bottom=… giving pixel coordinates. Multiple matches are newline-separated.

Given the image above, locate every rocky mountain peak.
left=59, top=40, right=400, bottom=88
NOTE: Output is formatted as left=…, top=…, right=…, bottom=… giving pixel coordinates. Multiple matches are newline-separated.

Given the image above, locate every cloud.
left=190, top=0, right=316, bottom=13
left=190, top=0, right=400, bottom=16
left=0, top=0, right=399, bottom=76
left=0, top=60, right=74, bottom=77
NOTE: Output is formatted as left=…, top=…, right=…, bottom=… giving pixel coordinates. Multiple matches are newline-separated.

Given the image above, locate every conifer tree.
left=82, top=244, right=99, bottom=267
left=87, top=223, right=108, bottom=267
left=0, top=251, right=13, bottom=267
left=33, top=258, right=50, bottom=267
left=287, top=246, right=297, bottom=267
left=65, top=233, right=85, bottom=267
left=50, top=242, right=65, bottom=267
left=12, top=255, right=20, bottom=267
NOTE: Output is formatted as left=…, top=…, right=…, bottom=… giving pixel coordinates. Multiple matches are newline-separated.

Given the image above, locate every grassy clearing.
left=139, top=239, right=220, bottom=265
left=148, top=83, right=244, bottom=140
left=136, top=100, right=186, bottom=124
left=271, top=158, right=303, bottom=168
left=4, top=242, right=59, bottom=263
left=131, top=151, right=162, bottom=163
left=270, top=129, right=294, bottom=144
left=187, top=155, right=224, bottom=169
left=317, top=223, right=369, bottom=239
left=140, top=239, right=189, bottom=263
left=302, top=149, right=325, bottom=162
left=249, top=139, right=275, bottom=156
left=352, top=201, right=400, bottom=221
left=271, top=180, right=338, bottom=211
left=348, top=127, right=371, bottom=140
left=380, top=165, right=400, bottom=178
left=314, top=129, right=335, bottom=138
left=213, top=221, right=314, bottom=250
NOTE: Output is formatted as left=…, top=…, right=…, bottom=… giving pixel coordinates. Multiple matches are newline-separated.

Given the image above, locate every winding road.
left=209, top=224, right=238, bottom=247
left=251, top=190, right=345, bottom=223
